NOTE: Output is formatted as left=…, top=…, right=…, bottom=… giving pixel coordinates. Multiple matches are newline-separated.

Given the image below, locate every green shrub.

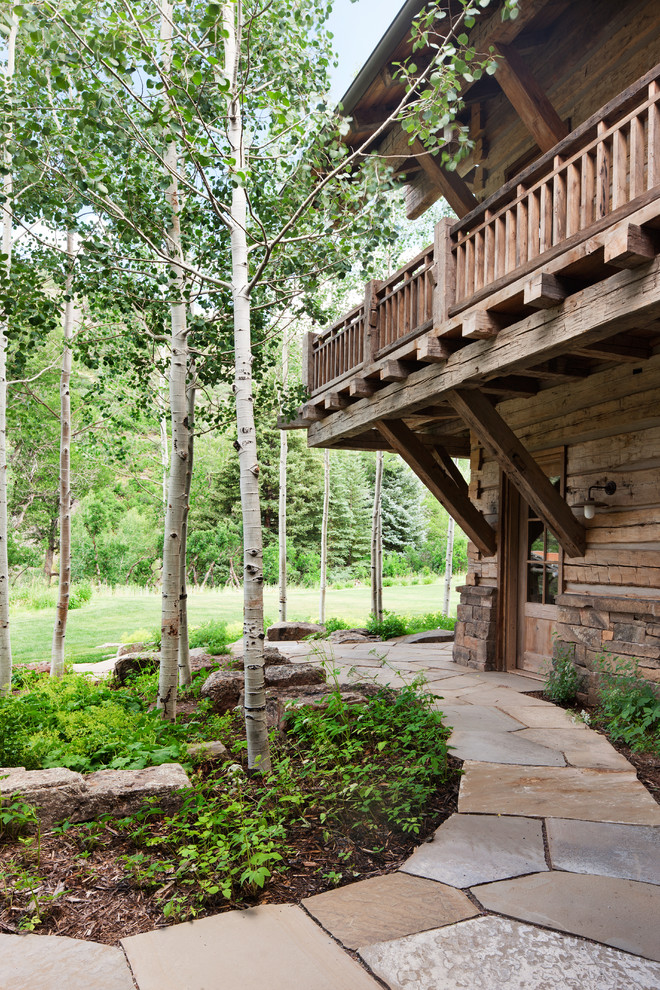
left=543, top=644, right=582, bottom=705
left=596, top=654, right=660, bottom=754
left=366, top=611, right=408, bottom=639
left=366, top=610, right=456, bottom=640
left=68, top=582, right=93, bottom=610
left=188, top=619, right=232, bottom=655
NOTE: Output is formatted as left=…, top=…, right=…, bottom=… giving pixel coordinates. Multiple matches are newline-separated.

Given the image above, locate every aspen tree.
left=371, top=449, right=384, bottom=621
left=278, top=337, right=288, bottom=622
left=319, top=447, right=329, bottom=625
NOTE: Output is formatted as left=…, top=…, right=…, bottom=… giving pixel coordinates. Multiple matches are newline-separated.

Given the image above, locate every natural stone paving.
left=472, top=872, right=660, bottom=961
left=302, top=872, right=478, bottom=949
left=122, top=904, right=381, bottom=989
left=517, top=726, right=634, bottom=769
left=493, top=703, right=588, bottom=727
left=358, top=916, right=660, bottom=990
left=448, top=729, right=566, bottom=765
left=0, top=934, right=135, bottom=990
left=546, top=818, right=660, bottom=884
left=401, top=813, right=548, bottom=888
left=458, top=761, right=660, bottom=823
left=433, top=703, right=525, bottom=732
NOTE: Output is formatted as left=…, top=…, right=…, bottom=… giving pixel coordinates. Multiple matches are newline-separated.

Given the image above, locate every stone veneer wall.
left=555, top=593, right=660, bottom=703
left=453, top=585, right=498, bottom=671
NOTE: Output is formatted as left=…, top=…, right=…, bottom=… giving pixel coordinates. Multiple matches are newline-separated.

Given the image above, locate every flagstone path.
left=2, top=641, right=659, bottom=989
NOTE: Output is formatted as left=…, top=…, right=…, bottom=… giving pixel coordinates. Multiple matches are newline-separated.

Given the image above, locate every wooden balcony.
left=299, top=63, right=660, bottom=419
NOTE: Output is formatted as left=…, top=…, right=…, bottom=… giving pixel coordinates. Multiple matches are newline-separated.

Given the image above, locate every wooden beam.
left=324, top=392, right=350, bottom=412
left=481, top=375, right=539, bottom=396
left=405, top=171, right=445, bottom=220
left=416, top=334, right=452, bottom=363
left=571, top=340, right=652, bottom=362
left=349, top=377, right=376, bottom=398
left=431, top=445, right=469, bottom=495
left=493, top=43, right=568, bottom=153
left=462, top=310, right=504, bottom=340
left=523, top=272, right=569, bottom=309
left=376, top=418, right=497, bottom=556
left=447, top=389, right=586, bottom=557
left=411, top=138, right=478, bottom=219
left=301, top=332, right=316, bottom=391
left=380, top=359, right=415, bottom=382
left=603, top=223, right=657, bottom=269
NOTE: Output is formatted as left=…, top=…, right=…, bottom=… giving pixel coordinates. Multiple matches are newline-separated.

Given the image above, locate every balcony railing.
left=305, top=63, right=660, bottom=399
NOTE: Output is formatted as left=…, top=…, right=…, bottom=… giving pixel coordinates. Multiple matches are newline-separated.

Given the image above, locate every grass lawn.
left=10, top=577, right=463, bottom=664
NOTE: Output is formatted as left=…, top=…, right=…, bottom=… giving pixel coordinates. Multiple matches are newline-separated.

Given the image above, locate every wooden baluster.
left=527, top=189, right=539, bottom=260
left=516, top=185, right=528, bottom=265
left=494, top=214, right=505, bottom=280
left=465, top=236, right=475, bottom=301
left=629, top=111, right=645, bottom=199
left=303, top=332, right=314, bottom=392
left=552, top=156, right=566, bottom=245
left=581, top=151, right=595, bottom=227
left=649, top=81, right=660, bottom=188
left=596, top=120, right=610, bottom=219
left=474, top=229, right=484, bottom=290
left=566, top=160, right=581, bottom=237
left=505, top=206, right=516, bottom=274
left=612, top=124, right=628, bottom=210
left=455, top=241, right=465, bottom=304
left=433, top=218, right=456, bottom=327
left=540, top=180, right=552, bottom=252
left=484, top=210, right=495, bottom=287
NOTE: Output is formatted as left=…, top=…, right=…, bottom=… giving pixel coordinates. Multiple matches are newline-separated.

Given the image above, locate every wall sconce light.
left=578, top=481, right=617, bottom=519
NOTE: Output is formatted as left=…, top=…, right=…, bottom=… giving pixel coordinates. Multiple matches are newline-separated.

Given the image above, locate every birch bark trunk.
left=51, top=230, right=78, bottom=677
left=319, top=448, right=329, bottom=624
left=0, top=12, right=17, bottom=694
left=443, top=514, right=455, bottom=616
left=224, top=1, right=270, bottom=771
left=278, top=338, right=288, bottom=622
left=178, top=362, right=196, bottom=688
left=371, top=449, right=383, bottom=621
left=156, top=1, right=190, bottom=721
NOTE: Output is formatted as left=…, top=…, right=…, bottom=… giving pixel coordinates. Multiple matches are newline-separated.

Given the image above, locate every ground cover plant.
left=0, top=663, right=460, bottom=941
left=365, top=610, right=456, bottom=639
left=595, top=654, right=660, bottom=756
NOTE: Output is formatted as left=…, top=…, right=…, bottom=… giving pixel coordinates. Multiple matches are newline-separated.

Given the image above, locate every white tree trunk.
left=0, top=12, right=17, bottom=695
left=443, top=514, right=455, bottom=616
left=319, top=448, right=329, bottom=625
left=278, top=338, right=288, bottom=622
left=224, top=1, right=270, bottom=771
left=157, top=1, right=190, bottom=721
left=160, top=414, right=169, bottom=513
left=51, top=230, right=78, bottom=677
left=178, top=363, right=195, bottom=688
left=371, top=449, right=383, bottom=621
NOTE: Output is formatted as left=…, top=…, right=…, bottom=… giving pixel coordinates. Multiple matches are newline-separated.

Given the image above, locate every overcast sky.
left=326, top=0, right=406, bottom=102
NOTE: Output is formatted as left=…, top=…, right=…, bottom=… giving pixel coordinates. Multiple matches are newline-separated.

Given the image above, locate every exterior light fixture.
left=578, top=481, right=617, bottom=519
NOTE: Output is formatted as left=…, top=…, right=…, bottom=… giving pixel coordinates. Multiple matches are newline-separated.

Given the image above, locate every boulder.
left=264, top=663, right=325, bottom=688
left=266, top=621, right=325, bottom=642
left=230, top=646, right=290, bottom=668
left=113, top=652, right=159, bottom=685
left=200, top=669, right=244, bottom=713
left=328, top=629, right=380, bottom=644
left=186, top=740, right=229, bottom=761
left=394, top=628, right=455, bottom=644
left=0, top=763, right=191, bottom=826
left=116, top=642, right=155, bottom=658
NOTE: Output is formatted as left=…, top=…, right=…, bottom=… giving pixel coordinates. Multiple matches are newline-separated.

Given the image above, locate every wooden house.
left=284, top=0, right=660, bottom=697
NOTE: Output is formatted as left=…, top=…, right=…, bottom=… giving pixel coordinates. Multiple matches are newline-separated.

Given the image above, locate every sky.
left=326, top=0, right=407, bottom=102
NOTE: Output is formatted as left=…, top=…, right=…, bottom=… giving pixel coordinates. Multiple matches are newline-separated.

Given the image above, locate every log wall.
left=453, top=352, right=660, bottom=691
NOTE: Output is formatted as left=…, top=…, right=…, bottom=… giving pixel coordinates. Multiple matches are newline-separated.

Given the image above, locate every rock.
left=266, top=621, right=325, bottom=642
left=200, top=670, right=244, bottom=713
left=116, top=642, right=155, bottom=658
left=113, top=652, right=159, bottom=685
left=1, top=763, right=191, bottom=826
left=394, top=629, right=454, bottom=644
left=278, top=685, right=379, bottom=730
left=186, top=740, right=229, bottom=761
left=0, top=766, right=87, bottom=826
left=328, top=630, right=380, bottom=644
left=264, top=663, right=326, bottom=688
left=230, top=646, right=290, bottom=668
left=82, top=764, right=190, bottom=819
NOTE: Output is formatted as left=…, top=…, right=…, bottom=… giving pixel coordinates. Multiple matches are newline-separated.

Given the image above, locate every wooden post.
left=301, top=331, right=316, bottom=392
left=433, top=217, right=456, bottom=330
left=363, top=279, right=382, bottom=366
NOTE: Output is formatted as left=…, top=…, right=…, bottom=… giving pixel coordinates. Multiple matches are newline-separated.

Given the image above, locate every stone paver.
left=494, top=704, right=588, bottom=728
left=121, top=903, right=381, bottom=990
left=450, top=688, right=551, bottom=707
left=359, top=915, right=660, bottom=989
left=448, top=730, right=566, bottom=766
left=459, top=761, right=660, bottom=823
left=546, top=818, right=660, bottom=884
left=472, top=872, right=660, bottom=962
left=401, top=813, right=547, bottom=888
left=516, top=727, right=634, bottom=770
left=302, top=872, right=477, bottom=949
left=471, top=671, right=544, bottom=692
left=0, top=935, right=134, bottom=990
left=433, top=704, right=525, bottom=733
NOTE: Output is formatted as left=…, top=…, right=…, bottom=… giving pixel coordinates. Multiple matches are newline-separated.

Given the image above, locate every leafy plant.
left=365, top=609, right=455, bottom=640
left=188, top=619, right=232, bottom=656
left=543, top=642, right=582, bottom=704
left=366, top=611, right=408, bottom=639
left=596, top=654, right=660, bottom=754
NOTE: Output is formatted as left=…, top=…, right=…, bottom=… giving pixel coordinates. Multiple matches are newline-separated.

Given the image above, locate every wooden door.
left=516, top=449, right=564, bottom=675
